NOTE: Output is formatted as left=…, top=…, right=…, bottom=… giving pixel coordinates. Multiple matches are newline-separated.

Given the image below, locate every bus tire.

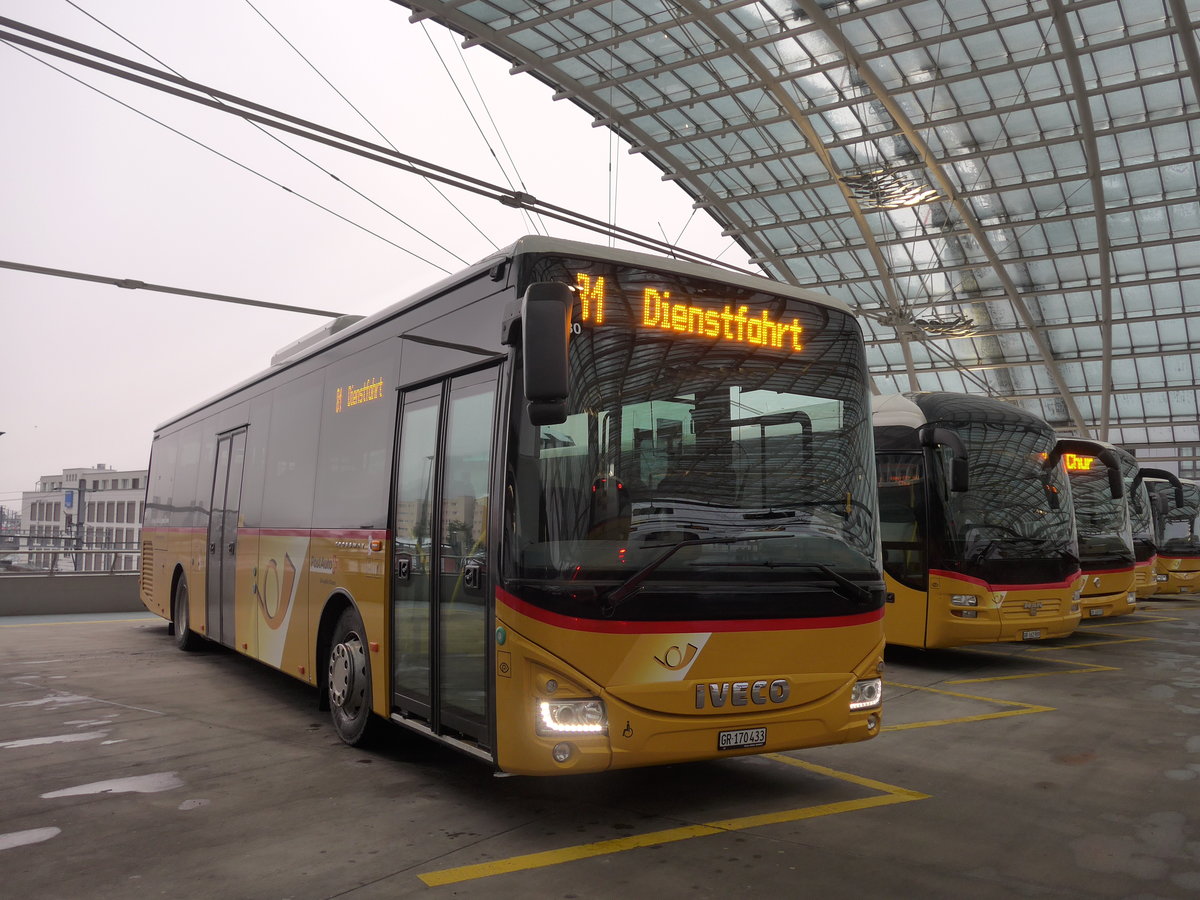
left=326, top=607, right=376, bottom=746
left=172, top=576, right=201, bottom=652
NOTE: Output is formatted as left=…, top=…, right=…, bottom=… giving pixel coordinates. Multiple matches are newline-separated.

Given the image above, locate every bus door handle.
left=395, top=554, right=412, bottom=583
left=463, top=560, right=484, bottom=593
left=209, top=543, right=216, bottom=555
left=227, top=542, right=235, bottom=556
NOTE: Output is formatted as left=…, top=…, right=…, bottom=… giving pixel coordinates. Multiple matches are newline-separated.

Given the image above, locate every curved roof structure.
left=393, top=0, right=1200, bottom=470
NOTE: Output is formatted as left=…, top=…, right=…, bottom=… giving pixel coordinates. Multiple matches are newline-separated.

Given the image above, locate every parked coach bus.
left=1147, top=476, right=1200, bottom=595
left=873, top=392, right=1084, bottom=649
left=139, top=236, right=886, bottom=775
left=1127, top=466, right=1183, bottom=599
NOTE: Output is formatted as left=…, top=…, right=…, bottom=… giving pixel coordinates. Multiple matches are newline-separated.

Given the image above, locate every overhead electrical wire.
left=0, top=15, right=754, bottom=276
left=61, top=0, right=462, bottom=271
left=423, top=22, right=546, bottom=238
left=0, top=259, right=349, bottom=317
left=241, top=0, right=484, bottom=260
left=5, top=40, right=452, bottom=275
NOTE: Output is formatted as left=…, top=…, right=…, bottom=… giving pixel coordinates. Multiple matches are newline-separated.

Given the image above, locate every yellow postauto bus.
left=873, top=392, right=1084, bottom=649
left=1147, top=477, right=1200, bottom=596
left=1056, top=439, right=1135, bottom=619
left=140, top=236, right=886, bottom=775
left=1128, top=467, right=1184, bottom=599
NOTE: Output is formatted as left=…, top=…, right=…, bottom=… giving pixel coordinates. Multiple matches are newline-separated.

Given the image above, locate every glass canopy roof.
left=393, top=0, right=1200, bottom=472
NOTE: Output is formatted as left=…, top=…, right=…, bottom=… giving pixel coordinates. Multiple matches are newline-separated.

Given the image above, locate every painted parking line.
left=881, top=680, right=1053, bottom=732
left=946, top=646, right=1117, bottom=684
left=418, top=758, right=928, bottom=887
left=1077, top=614, right=1181, bottom=629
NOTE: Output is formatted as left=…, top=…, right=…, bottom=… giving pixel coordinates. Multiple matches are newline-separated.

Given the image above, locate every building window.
left=132, top=478, right=140, bottom=490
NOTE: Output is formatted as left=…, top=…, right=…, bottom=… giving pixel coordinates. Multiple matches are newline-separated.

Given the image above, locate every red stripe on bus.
left=929, top=569, right=1083, bottom=591
left=496, top=587, right=883, bottom=634
left=1079, top=565, right=1136, bottom=576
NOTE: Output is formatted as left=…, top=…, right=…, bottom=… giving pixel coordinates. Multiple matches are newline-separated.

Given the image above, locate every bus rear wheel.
left=172, top=577, right=201, bottom=652
left=327, top=608, right=376, bottom=745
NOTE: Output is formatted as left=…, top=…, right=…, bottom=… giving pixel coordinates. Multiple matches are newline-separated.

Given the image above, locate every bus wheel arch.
left=171, top=566, right=201, bottom=652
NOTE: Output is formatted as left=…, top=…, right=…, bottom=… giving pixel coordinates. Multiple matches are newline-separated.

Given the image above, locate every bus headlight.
left=950, top=594, right=978, bottom=607
left=850, top=678, right=882, bottom=711
left=537, top=699, right=607, bottom=736
left=1128, top=593, right=1137, bottom=604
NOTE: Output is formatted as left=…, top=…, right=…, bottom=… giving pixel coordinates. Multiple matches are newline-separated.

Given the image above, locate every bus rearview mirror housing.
left=521, top=282, right=572, bottom=426
left=919, top=425, right=969, bottom=492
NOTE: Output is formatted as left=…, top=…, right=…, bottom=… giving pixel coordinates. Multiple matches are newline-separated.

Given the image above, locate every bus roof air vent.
left=270, top=315, right=365, bottom=366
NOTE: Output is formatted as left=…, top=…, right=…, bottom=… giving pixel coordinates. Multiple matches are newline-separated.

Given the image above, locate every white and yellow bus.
left=873, top=392, right=1084, bottom=649
left=1128, top=467, right=1183, bottom=599
left=1147, top=477, right=1200, bottom=596
left=1055, top=438, right=1135, bottom=619
left=140, top=236, right=886, bottom=775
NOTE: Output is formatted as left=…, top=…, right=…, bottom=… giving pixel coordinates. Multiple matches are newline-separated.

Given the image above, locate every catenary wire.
left=0, top=259, right=349, bottom=317
left=241, top=0, right=485, bottom=259
left=63, top=0, right=465, bottom=269
left=3, top=40, right=453, bottom=274
left=0, top=16, right=754, bottom=275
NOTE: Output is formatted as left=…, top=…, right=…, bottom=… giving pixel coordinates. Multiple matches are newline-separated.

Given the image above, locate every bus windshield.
left=504, top=258, right=878, bottom=621
left=1154, top=481, right=1200, bottom=553
left=938, top=421, right=1076, bottom=566
left=1069, top=463, right=1134, bottom=563
left=1127, top=463, right=1156, bottom=558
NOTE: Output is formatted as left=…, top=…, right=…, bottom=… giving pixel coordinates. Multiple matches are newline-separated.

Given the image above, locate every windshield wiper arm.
left=785, top=563, right=874, bottom=607
left=600, top=534, right=789, bottom=618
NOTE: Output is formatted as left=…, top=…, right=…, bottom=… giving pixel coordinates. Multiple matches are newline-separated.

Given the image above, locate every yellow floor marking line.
left=881, top=680, right=1053, bottom=732
left=1026, top=635, right=1153, bottom=650
left=1078, top=615, right=1180, bottom=628
left=418, top=759, right=927, bottom=887
left=0, top=617, right=158, bottom=628
left=945, top=646, right=1117, bottom=684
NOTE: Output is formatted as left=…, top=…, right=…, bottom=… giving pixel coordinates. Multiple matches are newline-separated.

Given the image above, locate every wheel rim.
left=177, top=583, right=188, bottom=633
left=328, top=633, right=368, bottom=716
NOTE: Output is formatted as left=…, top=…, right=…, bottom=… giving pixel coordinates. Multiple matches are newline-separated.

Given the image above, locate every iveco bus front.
left=1147, top=477, right=1200, bottom=595
left=873, top=392, right=1082, bottom=649
left=1055, top=439, right=1134, bottom=619
left=497, top=247, right=886, bottom=773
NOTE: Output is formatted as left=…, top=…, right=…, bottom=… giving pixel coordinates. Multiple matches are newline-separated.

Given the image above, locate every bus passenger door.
left=206, top=428, right=246, bottom=646
left=392, top=369, right=498, bottom=747
left=876, top=451, right=929, bottom=647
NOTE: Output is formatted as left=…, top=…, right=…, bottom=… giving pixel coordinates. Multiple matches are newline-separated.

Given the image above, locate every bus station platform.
left=2, top=602, right=1199, bottom=898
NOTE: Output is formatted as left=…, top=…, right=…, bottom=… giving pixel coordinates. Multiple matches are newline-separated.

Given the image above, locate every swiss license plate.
left=1089, top=607, right=1105, bottom=617
left=1021, top=629, right=1042, bottom=640
left=717, top=727, right=767, bottom=751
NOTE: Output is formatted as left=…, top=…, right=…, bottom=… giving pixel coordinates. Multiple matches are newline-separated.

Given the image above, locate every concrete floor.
left=1, top=602, right=1198, bottom=899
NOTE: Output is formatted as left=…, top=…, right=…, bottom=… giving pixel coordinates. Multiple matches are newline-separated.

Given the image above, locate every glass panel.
left=392, top=390, right=441, bottom=714
left=438, top=370, right=497, bottom=734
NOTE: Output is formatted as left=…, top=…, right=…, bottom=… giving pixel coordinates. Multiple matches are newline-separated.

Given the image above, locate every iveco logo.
left=1024, top=600, right=1043, bottom=615
left=695, top=679, right=790, bottom=709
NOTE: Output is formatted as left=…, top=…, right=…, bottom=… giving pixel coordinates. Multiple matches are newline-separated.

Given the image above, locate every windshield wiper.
left=600, top=534, right=789, bottom=618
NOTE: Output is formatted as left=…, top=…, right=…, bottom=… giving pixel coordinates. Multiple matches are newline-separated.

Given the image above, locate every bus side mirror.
left=1135, top=467, right=1185, bottom=507
left=919, top=426, right=968, bottom=493
left=521, top=282, right=572, bottom=426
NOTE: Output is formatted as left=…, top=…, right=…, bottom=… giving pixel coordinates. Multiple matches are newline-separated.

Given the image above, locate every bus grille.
left=140, top=542, right=153, bottom=593
left=1001, top=596, right=1062, bottom=617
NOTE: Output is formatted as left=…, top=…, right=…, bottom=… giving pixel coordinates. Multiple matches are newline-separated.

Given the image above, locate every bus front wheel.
left=172, top=577, right=201, bottom=652
left=327, top=607, right=376, bottom=745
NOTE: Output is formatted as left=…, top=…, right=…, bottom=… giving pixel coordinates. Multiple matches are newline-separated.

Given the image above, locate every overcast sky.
left=0, top=0, right=753, bottom=513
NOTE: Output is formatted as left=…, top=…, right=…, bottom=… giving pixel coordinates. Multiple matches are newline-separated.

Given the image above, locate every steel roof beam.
left=777, top=231, right=1200, bottom=288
